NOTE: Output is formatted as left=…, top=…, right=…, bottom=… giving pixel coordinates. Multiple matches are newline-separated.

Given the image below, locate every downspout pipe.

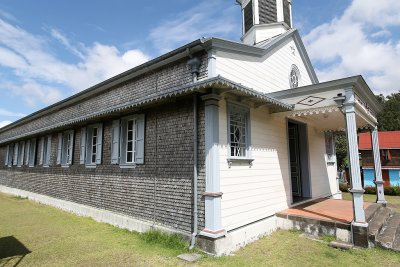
left=187, top=53, right=201, bottom=249
left=190, top=93, right=198, bottom=250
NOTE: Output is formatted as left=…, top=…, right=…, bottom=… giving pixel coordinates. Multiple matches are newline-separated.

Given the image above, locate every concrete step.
left=365, top=203, right=382, bottom=223
left=376, top=213, right=400, bottom=250
left=367, top=207, right=392, bottom=245
left=392, top=223, right=400, bottom=252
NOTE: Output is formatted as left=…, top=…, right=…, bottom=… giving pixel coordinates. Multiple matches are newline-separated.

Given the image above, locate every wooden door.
left=289, top=123, right=302, bottom=197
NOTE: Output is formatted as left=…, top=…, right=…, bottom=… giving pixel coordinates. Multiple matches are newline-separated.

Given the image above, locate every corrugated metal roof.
left=359, top=131, right=400, bottom=149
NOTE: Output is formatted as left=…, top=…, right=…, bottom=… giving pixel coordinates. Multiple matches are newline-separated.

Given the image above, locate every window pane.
left=127, top=152, right=133, bottom=163
left=127, top=131, right=133, bottom=141
left=229, top=107, right=247, bottom=157
left=127, top=141, right=133, bottom=151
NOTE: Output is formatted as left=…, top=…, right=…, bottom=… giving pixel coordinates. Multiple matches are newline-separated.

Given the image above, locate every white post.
left=370, top=126, right=387, bottom=204
left=343, top=89, right=367, bottom=226
left=199, top=94, right=226, bottom=239
left=343, top=88, right=368, bottom=247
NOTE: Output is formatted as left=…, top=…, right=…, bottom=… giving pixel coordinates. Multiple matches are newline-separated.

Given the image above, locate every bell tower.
left=236, top=0, right=293, bottom=45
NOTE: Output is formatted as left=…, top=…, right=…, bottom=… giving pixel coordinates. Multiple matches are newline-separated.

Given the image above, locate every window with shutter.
left=13, top=142, right=19, bottom=166
left=43, top=135, right=52, bottom=167
left=83, top=123, right=103, bottom=167
left=25, top=140, right=30, bottom=166
left=57, top=133, right=62, bottom=165
left=60, top=130, right=74, bottom=167
left=17, top=141, right=25, bottom=167
left=8, top=144, right=14, bottom=167
left=119, top=114, right=145, bottom=168
left=29, top=138, right=36, bottom=167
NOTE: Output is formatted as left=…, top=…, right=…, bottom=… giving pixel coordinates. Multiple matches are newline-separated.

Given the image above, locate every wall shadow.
left=0, top=236, right=31, bottom=267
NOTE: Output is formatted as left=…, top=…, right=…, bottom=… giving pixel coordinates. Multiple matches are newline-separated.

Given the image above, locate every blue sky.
left=0, top=0, right=399, bottom=127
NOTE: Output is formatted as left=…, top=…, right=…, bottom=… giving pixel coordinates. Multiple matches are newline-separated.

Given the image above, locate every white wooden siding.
left=219, top=100, right=291, bottom=231
left=215, top=37, right=313, bottom=94
left=307, top=127, right=337, bottom=198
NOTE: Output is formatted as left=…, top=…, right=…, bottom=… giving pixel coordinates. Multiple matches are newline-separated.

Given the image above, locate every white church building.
left=0, top=0, right=387, bottom=255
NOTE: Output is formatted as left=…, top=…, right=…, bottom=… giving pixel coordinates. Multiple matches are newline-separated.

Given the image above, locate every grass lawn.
left=1, top=193, right=400, bottom=267
left=342, top=192, right=400, bottom=212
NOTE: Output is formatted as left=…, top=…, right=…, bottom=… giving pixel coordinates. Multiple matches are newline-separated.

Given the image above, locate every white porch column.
left=199, top=93, right=226, bottom=239
left=343, top=89, right=367, bottom=227
left=370, top=126, right=387, bottom=204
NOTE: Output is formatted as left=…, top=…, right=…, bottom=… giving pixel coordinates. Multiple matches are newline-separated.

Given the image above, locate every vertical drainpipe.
left=187, top=54, right=201, bottom=249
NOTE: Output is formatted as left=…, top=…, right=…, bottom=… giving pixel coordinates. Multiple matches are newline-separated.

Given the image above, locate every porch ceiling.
left=287, top=104, right=376, bottom=132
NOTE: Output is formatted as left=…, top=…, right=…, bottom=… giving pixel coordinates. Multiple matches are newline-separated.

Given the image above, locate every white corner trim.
left=0, top=186, right=189, bottom=238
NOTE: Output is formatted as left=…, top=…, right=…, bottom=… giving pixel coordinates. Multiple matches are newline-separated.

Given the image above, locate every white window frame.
left=60, top=130, right=74, bottom=167
left=227, top=103, right=252, bottom=161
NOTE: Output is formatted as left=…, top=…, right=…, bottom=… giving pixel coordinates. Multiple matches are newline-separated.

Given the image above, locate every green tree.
left=377, top=91, right=400, bottom=131
left=335, top=91, right=400, bottom=171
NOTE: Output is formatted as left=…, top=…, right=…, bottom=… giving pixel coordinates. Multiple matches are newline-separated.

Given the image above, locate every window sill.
left=227, top=158, right=254, bottom=168
left=85, top=164, right=97, bottom=169
left=61, top=165, right=70, bottom=168
left=119, top=164, right=136, bottom=169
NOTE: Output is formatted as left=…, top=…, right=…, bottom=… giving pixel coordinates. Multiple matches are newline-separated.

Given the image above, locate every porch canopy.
left=268, top=76, right=385, bottom=230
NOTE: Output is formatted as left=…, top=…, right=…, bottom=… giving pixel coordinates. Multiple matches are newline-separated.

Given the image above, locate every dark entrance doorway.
left=288, top=121, right=311, bottom=203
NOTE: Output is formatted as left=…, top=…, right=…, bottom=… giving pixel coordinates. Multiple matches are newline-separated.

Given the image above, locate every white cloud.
left=0, top=120, right=12, bottom=128
left=0, top=108, right=25, bottom=117
left=0, top=18, right=151, bottom=107
left=0, top=79, right=63, bottom=107
left=150, top=0, right=240, bottom=53
left=304, top=0, right=400, bottom=95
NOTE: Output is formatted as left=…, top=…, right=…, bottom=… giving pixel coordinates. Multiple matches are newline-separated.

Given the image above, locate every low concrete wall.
left=198, top=215, right=278, bottom=256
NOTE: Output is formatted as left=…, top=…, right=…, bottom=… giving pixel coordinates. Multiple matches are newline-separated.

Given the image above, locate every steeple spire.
left=236, top=0, right=293, bottom=45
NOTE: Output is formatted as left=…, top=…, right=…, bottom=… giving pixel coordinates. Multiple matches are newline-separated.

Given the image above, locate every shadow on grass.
left=0, top=236, right=31, bottom=267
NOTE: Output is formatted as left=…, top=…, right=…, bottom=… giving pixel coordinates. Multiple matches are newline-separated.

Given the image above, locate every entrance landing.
left=278, top=198, right=371, bottom=223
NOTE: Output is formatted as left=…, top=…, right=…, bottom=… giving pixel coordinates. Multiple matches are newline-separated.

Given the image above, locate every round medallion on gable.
left=289, top=64, right=300, bottom=89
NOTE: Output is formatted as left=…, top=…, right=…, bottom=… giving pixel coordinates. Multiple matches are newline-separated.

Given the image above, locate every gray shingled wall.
left=0, top=97, right=206, bottom=233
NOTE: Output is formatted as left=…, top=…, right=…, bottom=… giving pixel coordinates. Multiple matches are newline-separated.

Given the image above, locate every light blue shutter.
left=18, top=141, right=25, bottom=167
left=25, top=140, right=30, bottom=165
left=29, top=139, right=36, bottom=167
left=80, top=127, right=86, bottom=164
left=96, top=124, right=103, bottom=165
left=135, top=114, right=145, bottom=164
left=67, top=131, right=74, bottom=165
left=39, top=137, right=44, bottom=165
left=57, top=133, right=62, bottom=164
left=13, top=142, right=19, bottom=166
left=111, top=120, right=120, bottom=164
left=46, top=135, right=52, bottom=166
left=5, top=145, right=9, bottom=166
left=8, top=144, right=14, bottom=167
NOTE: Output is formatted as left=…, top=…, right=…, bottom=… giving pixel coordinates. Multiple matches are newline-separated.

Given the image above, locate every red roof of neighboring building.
left=359, top=131, right=400, bottom=150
